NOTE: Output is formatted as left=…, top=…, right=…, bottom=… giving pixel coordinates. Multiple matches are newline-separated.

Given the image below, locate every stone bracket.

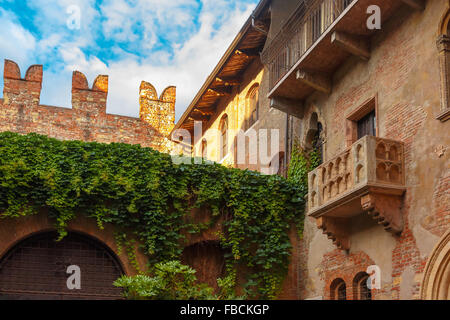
left=316, top=216, right=350, bottom=251
left=331, top=31, right=370, bottom=61
left=361, top=193, right=404, bottom=235
left=270, top=97, right=304, bottom=118
left=296, top=70, right=331, bottom=94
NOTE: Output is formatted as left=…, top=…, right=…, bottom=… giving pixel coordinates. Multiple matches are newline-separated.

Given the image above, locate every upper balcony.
left=307, top=136, right=406, bottom=250
left=261, top=0, right=425, bottom=108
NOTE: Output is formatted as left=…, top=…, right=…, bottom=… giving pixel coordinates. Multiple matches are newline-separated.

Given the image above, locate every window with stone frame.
left=246, top=85, right=259, bottom=131
left=220, top=115, right=228, bottom=160
left=345, top=97, right=378, bottom=147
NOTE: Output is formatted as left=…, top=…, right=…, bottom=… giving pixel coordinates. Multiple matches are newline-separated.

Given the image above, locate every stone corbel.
left=270, top=97, right=304, bottom=118
left=316, top=216, right=350, bottom=251
left=361, top=193, right=404, bottom=235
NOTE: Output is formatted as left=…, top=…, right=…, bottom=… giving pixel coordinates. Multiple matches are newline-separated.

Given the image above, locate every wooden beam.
left=296, top=70, right=331, bottom=94
left=331, top=31, right=370, bottom=61
left=196, top=106, right=216, bottom=116
left=215, top=77, right=241, bottom=87
left=235, top=49, right=259, bottom=59
left=270, top=97, right=304, bottom=118
left=189, top=112, right=211, bottom=122
left=207, top=88, right=231, bottom=97
left=400, top=0, right=425, bottom=10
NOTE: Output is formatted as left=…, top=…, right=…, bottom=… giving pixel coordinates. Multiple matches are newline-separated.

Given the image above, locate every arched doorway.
left=421, top=230, right=450, bottom=300
left=0, top=232, right=124, bottom=300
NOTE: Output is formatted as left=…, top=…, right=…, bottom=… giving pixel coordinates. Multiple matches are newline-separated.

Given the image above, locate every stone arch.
left=352, top=271, right=372, bottom=300
left=436, top=1, right=450, bottom=121
left=421, top=229, right=450, bottom=300
left=330, top=278, right=346, bottom=300
left=439, top=1, right=450, bottom=36
left=303, top=111, right=324, bottom=163
left=245, top=83, right=260, bottom=131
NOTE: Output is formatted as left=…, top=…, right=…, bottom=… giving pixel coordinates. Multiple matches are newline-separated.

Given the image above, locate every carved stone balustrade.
left=307, top=136, right=406, bottom=250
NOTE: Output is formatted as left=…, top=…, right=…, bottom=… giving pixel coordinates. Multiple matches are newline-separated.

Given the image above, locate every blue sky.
left=0, top=0, right=258, bottom=120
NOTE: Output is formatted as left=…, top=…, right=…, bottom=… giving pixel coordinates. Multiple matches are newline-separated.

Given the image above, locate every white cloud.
left=0, top=0, right=258, bottom=121
left=0, top=9, right=36, bottom=69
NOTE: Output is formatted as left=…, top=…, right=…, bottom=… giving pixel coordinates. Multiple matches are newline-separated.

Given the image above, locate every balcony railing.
left=264, top=0, right=354, bottom=90
left=307, top=136, right=406, bottom=218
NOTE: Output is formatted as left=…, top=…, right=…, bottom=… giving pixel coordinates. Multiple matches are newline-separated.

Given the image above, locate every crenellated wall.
left=0, top=59, right=175, bottom=153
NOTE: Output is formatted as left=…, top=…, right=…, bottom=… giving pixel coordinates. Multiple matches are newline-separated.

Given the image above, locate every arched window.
left=246, top=85, right=259, bottom=130
left=330, top=278, right=346, bottom=300
left=353, top=272, right=372, bottom=300
left=437, top=8, right=450, bottom=121
left=219, top=115, right=228, bottom=160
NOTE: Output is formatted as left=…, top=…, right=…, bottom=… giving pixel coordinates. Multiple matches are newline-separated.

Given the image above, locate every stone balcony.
left=307, top=136, right=406, bottom=250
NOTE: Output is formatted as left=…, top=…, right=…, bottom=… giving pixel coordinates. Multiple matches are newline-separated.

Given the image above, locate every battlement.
left=71, top=71, right=109, bottom=114
left=0, top=59, right=176, bottom=152
left=3, top=60, right=43, bottom=107
left=139, top=81, right=176, bottom=137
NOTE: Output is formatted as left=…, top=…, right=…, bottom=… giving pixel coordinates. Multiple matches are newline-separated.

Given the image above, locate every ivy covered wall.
left=0, top=132, right=311, bottom=299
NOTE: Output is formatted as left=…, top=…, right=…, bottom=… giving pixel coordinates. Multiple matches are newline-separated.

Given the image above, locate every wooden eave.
left=172, top=0, right=270, bottom=134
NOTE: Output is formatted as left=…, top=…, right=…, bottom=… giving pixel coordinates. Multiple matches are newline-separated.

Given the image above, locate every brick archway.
left=0, top=212, right=147, bottom=278
left=0, top=231, right=124, bottom=300
left=421, top=230, right=450, bottom=300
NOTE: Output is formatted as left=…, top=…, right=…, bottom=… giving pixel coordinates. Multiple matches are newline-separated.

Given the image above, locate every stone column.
left=436, top=35, right=450, bottom=121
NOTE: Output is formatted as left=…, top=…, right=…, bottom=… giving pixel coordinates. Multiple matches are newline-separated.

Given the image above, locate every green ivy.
left=0, top=132, right=309, bottom=299
left=287, top=139, right=321, bottom=238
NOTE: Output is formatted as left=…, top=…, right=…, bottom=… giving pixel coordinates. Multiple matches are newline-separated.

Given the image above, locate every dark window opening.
left=247, top=87, right=259, bottom=130
left=357, top=110, right=376, bottom=139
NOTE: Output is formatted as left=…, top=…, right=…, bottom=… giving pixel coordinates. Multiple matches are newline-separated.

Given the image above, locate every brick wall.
left=295, top=0, right=449, bottom=300
left=0, top=59, right=175, bottom=153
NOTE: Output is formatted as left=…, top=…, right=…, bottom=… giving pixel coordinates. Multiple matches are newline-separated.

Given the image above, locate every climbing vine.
left=287, top=139, right=322, bottom=237
left=0, top=132, right=310, bottom=299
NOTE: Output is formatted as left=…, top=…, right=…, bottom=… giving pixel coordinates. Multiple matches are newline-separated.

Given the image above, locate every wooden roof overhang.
left=172, top=0, right=271, bottom=136
left=266, top=0, right=424, bottom=104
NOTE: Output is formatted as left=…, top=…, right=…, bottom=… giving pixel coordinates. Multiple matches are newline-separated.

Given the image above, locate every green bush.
left=114, top=261, right=215, bottom=300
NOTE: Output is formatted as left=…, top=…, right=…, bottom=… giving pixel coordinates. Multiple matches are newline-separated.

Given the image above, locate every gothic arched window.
left=219, top=115, right=228, bottom=160
left=353, top=272, right=372, bottom=300
left=246, top=85, right=259, bottom=130
left=330, top=278, right=346, bottom=300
